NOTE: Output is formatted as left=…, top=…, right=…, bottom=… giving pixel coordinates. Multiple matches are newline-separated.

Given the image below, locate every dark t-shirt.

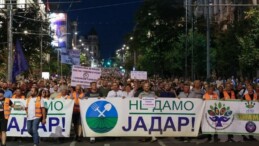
left=0, top=98, right=13, bottom=120
left=219, top=92, right=224, bottom=99
left=85, top=90, right=103, bottom=98
left=249, top=94, right=255, bottom=100
left=160, top=91, right=176, bottom=98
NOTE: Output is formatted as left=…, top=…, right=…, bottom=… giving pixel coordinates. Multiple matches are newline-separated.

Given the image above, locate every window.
left=5, top=0, right=17, bottom=9
left=0, top=0, right=5, bottom=9
left=17, top=0, right=25, bottom=9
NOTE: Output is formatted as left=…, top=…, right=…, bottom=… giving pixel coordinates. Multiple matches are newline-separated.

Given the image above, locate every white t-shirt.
left=107, top=90, right=124, bottom=97
left=26, top=97, right=44, bottom=121
left=122, top=90, right=134, bottom=98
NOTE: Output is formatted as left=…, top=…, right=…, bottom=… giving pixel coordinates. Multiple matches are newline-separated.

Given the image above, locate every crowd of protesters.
left=0, top=76, right=258, bottom=145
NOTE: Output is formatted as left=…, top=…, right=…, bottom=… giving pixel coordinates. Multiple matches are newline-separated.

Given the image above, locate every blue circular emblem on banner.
left=246, top=121, right=256, bottom=133
left=86, top=101, right=118, bottom=133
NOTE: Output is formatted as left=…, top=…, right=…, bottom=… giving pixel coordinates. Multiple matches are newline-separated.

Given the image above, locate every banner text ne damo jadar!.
left=80, top=98, right=205, bottom=137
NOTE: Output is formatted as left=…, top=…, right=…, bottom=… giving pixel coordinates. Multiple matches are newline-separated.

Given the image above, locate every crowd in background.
left=0, top=76, right=258, bottom=143
left=0, top=76, right=258, bottom=100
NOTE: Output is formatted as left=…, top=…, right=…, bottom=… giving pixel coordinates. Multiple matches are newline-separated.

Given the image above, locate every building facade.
left=78, top=28, right=100, bottom=67
left=0, top=0, right=46, bottom=17
left=187, top=0, right=259, bottom=30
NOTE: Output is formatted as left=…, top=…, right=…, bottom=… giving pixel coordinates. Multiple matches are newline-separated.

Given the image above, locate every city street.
left=0, top=1, right=259, bottom=146
left=6, top=136, right=259, bottom=146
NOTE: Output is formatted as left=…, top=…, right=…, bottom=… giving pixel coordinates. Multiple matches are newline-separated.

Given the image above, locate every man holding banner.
left=242, top=85, right=258, bottom=141
left=223, top=83, right=236, bottom=142
left=138, top=82, right=158, bottom=143
left=25, top=87, right=46, bottom=146
left=0, top=89, right=13, bottom=146
left=68, top=85, right=84, bottom=142
left=85, top=82, right=103, bottom=143
left=203, top=85, right=220, bottom=143
left=107, top=82, right=123, bottom=98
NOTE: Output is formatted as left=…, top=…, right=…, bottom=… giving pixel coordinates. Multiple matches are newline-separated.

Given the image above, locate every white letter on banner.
left=133, top=117, right=147, bottom=131
left=163, top=117, right=176, bottom=131
left=153, top=101, right=162, bottom=112
left=21, top=117, right=27, bottom=134
left=122, top=117, right=132, bottom=131
left=129, top=100, right=138, bottom=110
left=184, top=101, right=194, bottom=111
left=149, top=117, right=162, bottom=134
left=172, top=101, right=183, bottom=110
left=178, top=117, right=189, bottom=131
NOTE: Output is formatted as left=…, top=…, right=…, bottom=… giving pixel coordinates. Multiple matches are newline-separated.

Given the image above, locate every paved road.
left=6, top=135, right=259, bottom=146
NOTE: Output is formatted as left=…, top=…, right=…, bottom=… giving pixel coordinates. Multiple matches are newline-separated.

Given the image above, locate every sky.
left=47, top=0, right=143, bottom=59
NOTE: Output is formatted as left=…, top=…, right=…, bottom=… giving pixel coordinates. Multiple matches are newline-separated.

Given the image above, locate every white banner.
left=130, top=71, right=147, bottom=80
left=202, top=100, right=259, bottom=135
left=71, top=65, right=101, bottom=87
left=7, top=99, right=74, bottom=137
left=80, top=98, right=204, bottom=137
left=61, top=49, right=80, bottom=65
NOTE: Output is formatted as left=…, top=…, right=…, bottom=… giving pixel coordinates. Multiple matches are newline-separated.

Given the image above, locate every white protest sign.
left=61, top=49, right=80, bottom=65
left=71, top=65, right=101, bottom=87
left=42, top=72, right=50, bottom=79
left=130, top=71, right=147, bottom=80
left=141, top=97, right=155, bottom=108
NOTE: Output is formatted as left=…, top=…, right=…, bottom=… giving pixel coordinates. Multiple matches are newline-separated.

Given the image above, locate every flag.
left=12, top=40, right=29, bottom=83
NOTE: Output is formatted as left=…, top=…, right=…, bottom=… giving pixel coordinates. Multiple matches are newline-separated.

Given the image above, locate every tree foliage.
left=236, top=9, right=259, bottom=76
left=0, top=6, right=53, bottom=77
left=126, top=0, right=259, bottom=78
left=129, top=0, right=185, bottom=77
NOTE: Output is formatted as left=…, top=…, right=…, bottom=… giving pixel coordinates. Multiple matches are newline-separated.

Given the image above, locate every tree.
left=128, top=0, right=185, bottom=76
left=213, top=26, right=240, bottom=78
left=0, top=6, right=52, bottom=77
left=236, top=9, right=259, bottom=77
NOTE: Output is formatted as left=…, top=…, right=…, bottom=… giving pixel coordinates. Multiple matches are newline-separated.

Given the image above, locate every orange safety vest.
left=12, top=95, right=25, bottom=99
left=244, top=92, right=257, bottom=101
left=26, top=96, right=43, bottom=118
left=203, top=93, right=218, bottom=100
left=56, top=94, right=69, bottom=99
left=4, top=98, right=11, bottom=120
left=68, top=92, right=84, bottom=113
left=56, top=93, right=61, bottom=99
left=223, top=90, right=236, bottom=100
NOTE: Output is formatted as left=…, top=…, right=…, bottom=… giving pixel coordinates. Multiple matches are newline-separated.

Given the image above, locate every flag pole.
left=7, top=0, right=13, bottom=82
